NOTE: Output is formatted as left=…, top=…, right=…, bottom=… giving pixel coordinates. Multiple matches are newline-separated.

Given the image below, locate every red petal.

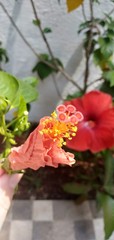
left=89, top=127, right=114, bottom=152
left=82, top=91, right=112, bottom=118
left=66, top=122, right=92, bottom=151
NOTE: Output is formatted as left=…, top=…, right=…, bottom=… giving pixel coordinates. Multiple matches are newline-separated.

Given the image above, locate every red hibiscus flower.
left=8, top=104, right=82, bottom=171
left=64, top=90, right=114, bottom=153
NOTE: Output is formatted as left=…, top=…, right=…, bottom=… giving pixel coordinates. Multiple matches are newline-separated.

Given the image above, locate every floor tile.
left=32, top=221, right=53, bottom=240
left=32, top=200, right=53, bottom=221
left=9, top=220, right=32, bottom=240
left=89, top=201, right=103, bottom=218
left=1, top=200, right=111, bottom=240
left=94, top=218, right=114, bottom=240
left=93, top=219, right=104, bottom=240
left=53, top=221, right=76, bottom=240
left=74, top=220, right=95, bottom=240
left=0, top=221, right=10, bottom=240
left=53, top=200, right=92, bottom=220
left=12, top=200, right=32, bottom=220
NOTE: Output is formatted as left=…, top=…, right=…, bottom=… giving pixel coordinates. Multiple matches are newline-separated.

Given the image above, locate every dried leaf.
left=66, top=0, right=84, bottom=12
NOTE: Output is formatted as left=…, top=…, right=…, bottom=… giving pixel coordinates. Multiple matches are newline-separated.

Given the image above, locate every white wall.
left=0, top=0, right=113, bottom=121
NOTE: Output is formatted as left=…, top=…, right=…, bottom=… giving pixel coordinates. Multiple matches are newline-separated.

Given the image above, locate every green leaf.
left=99, top=193, right=114, bottom=239
left=39, top=54, right=50, bottom=61
left=17, top=80, right=38, bottom=104
left=22, top=76, right=38, bottom=87
left=0, top=42, right=9, bottom=64
left=32, top=19, right=40, bottom=26
left=63, top=182, right=91, bottom=195
left=13, top=97, right=30, bottom=134
left=103, top=70, right=114, bottom=87
left=0, top=71, right=38, bottom=108
left=32, top=61, right=54, bottom=79
left=32, top=55, right=63, bottom=80
left=78, top=21, right=91, bottom=34
left=93, top=48, right=104, bottom=65
left=104, top=150, right=114, bottom=186
left=102, top=150, right=114, bottom=199
left=43, top=28, right=52, bottom=33
left=0, top=71, right=19, bottom=103
left=65, top=91, right=83, bottom=100
left=99, top=37, right=114, bottom=58
left=100, top=81, right=114, bottom=97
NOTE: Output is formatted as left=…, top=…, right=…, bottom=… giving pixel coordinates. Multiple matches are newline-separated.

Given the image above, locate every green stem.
left=6, top=115, right=23, bottom=128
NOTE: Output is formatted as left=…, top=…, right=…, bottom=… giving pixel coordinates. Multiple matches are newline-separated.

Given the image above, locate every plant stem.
left=0, top=1, right=83, bottom=91
left=87, top=77, right=103, bottom=88
left=83, top=0, right=94, bottom=92
left=30, top=0, right=83, bottom=91
left=0, top=2, right=58, bottom=71
left=30, top=0, right=56, bottom=64
left=51, top=74, right=65, bottom=100
left=82, top=2, right=87, bottom=21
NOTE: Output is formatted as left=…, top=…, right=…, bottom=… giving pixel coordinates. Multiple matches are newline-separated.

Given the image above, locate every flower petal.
left=66, top=122, right=92, bottom=151
left=82, top=91, right=112, bottom=118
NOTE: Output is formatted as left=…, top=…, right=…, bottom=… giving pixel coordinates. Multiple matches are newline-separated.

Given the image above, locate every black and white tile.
left=0, top=200, right=114, bottom=240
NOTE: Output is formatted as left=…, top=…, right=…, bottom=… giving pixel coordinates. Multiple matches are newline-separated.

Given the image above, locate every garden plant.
left=0, top=0, right=114, bottom=239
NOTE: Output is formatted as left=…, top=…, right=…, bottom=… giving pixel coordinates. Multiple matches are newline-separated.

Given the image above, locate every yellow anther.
left=72, top=133, right=76, bottom=136
left=68, top=137, right=72, bottom=140
left=51, top=111, right=57, bottom=118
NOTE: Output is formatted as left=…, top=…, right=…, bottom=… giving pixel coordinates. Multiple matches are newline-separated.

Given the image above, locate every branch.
left=0, top=2, right=58, bottom=70
left=104, top=7, right=114, bottom=19
left=82, top=2, right=87, bottom=21
left=87, top=77, right=103, bottom=88
left=30, top=0, right=55, bottom=62
left=0, top=1, right=83, bottom=91
left=51, top=74, right=65, bottom=101
left=83, top=0, right=94, bottom=92
left=30, top=0, right=83, bottom=91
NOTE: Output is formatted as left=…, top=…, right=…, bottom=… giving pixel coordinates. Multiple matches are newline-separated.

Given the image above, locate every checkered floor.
left=0, top=200, right=114, bottom=240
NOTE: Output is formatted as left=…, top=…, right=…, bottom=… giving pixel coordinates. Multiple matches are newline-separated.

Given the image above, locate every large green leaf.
left=63, top=182, right=91, bottom=195
left=13, top=80, right=38, bottom=107
left=99, top=193, right=114, bottom=239
left=19, top=80, right=38, bottom=103
left=0, top=71, right=38, bottom=108
left=22, top=76, right=38, bottom=87
left=103, top=150, right=114, bottom=187
left=0, top=71, right=19, bottom=103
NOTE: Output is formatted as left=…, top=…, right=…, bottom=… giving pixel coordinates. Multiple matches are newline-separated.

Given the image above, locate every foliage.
left=1, top=0, right=114, bottom=238
left=0, top=71, right=38, bottom=164
left=61, top=1, right=114, bottom=239
left=0, top=41, right=9, bottom=69
left=32, top=54, right=63, bottom=80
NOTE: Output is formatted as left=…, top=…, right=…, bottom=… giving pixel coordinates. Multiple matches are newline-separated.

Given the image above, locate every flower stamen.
left=40, top=104, right=83, bottom=147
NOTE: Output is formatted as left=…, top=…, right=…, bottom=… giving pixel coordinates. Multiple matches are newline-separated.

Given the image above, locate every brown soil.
left=14, top=166, right=81, bottom=200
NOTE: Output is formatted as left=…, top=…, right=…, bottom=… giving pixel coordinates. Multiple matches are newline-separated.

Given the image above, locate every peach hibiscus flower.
left=8, top=105, right=83, bottom=171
